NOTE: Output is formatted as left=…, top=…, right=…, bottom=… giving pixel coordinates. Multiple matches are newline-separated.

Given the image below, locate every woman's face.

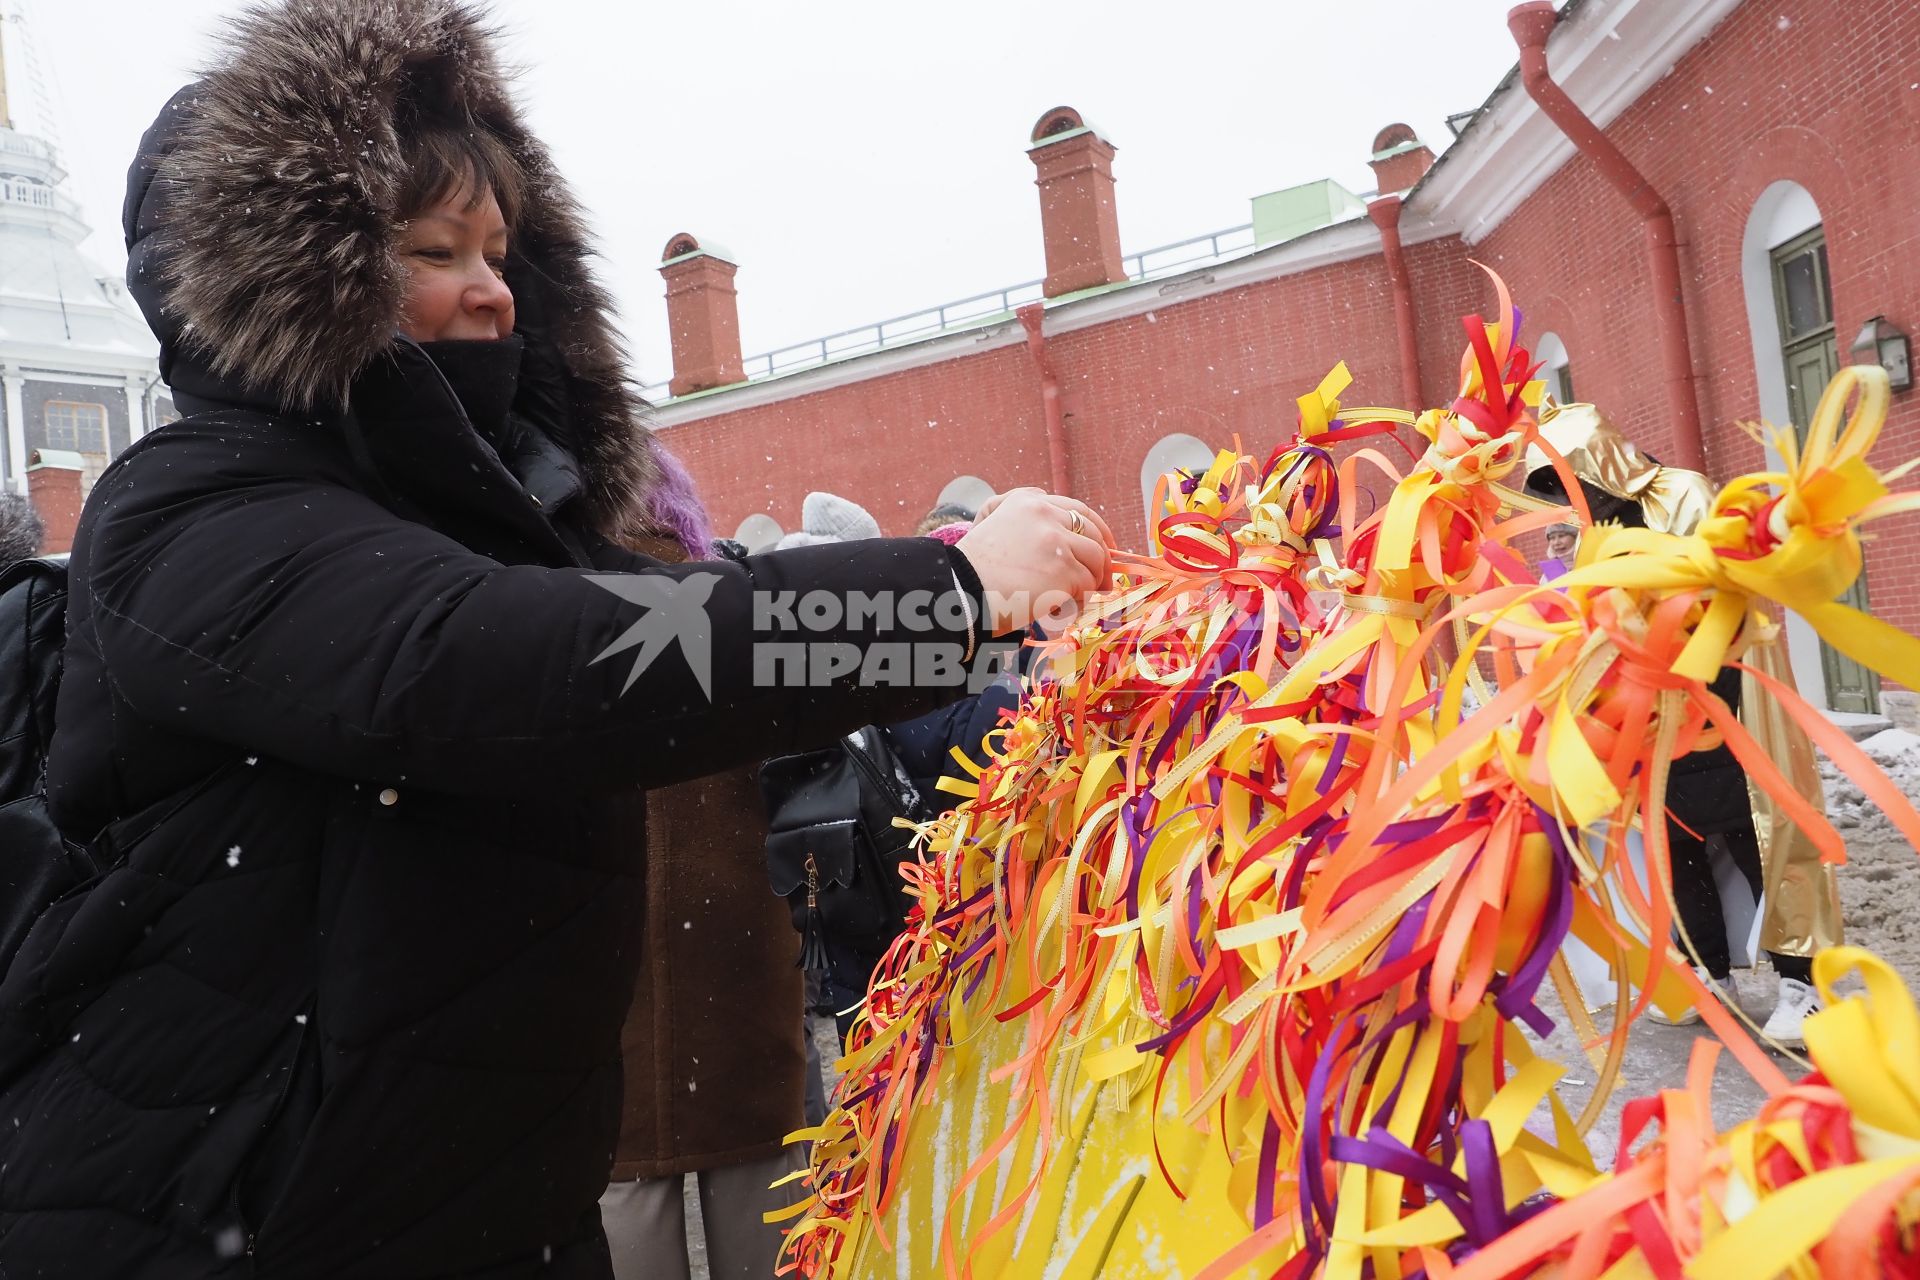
left=1545, top=527, right=1578, bottom=561
left=396, top=184, right=515, bottom=342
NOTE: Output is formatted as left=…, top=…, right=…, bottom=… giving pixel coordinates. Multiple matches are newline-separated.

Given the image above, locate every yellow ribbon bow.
left=1684, top=365, right=1920, bottom=684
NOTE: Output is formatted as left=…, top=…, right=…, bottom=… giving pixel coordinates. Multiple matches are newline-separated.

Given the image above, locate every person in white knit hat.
left=775, top=492, right=885, bottom=549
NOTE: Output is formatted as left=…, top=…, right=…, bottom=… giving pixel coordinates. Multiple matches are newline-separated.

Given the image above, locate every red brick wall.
left=660, top=344, right=1056, bottom=539
left=662, top=255, right=1426, bottom=551
left=663, top=0, right=1920, bottom=628
left=1044, top=256, right=1418, bottom=549
left=1455, top=0, right=1920, bottom=634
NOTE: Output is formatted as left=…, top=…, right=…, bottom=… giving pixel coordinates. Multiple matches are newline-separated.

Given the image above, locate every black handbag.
left=760, top=727, right=927, bottom=974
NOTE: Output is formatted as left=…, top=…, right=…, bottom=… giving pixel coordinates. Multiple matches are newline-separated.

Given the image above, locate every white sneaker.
left=1761, top=977, right=1823, bottom=1049
left=1648, top=967, right=1741, bottom=1026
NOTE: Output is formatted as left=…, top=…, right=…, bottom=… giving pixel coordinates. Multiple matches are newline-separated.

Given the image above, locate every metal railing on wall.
left=640, top=221, right=1259, bottom=402
left=0, top=132, right=54, bottom=160
left=0, top=180, right=85, bottom=225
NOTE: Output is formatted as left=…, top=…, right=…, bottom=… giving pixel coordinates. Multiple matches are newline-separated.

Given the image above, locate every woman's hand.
left=956, top=488, right=1115, bottom=633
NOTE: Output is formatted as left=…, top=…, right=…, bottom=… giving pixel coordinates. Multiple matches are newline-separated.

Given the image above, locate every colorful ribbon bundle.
left=773, top=277, right=1920, bottom=1279
left=1447, top=946, right=1920, bottom=1280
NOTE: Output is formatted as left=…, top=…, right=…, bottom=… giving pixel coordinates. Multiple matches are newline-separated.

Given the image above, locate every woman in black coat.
left=0, top=3, right=1110, bottom=1276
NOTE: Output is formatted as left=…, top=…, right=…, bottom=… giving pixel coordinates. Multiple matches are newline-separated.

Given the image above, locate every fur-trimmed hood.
left=123, top=0, right=658, bottom=536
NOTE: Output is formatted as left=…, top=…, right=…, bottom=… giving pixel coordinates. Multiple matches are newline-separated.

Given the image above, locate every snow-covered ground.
left=1822, top=726, right=1920, bottom=985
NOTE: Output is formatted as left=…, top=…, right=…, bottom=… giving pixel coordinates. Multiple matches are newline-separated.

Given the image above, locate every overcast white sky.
left=27, top=0, right=1536, bottom=386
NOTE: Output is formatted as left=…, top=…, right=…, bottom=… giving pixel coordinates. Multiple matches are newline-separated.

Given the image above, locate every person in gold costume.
left=1523, top=404, right=1843, bottom=1047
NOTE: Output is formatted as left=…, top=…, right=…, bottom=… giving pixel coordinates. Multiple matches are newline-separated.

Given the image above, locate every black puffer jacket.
left=0, top=4, right=978, bottom=1276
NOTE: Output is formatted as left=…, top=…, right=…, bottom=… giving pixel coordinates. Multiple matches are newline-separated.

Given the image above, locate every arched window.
left=1139, top=433, right=1217, bottom=527
left=1740, top=181, right=1875, bottom=714
left=1742, top=182, right=1823, bottom=433
left=733, top=513, right=783, bottom=553
left=1534, top=331, right=1574, bottom=406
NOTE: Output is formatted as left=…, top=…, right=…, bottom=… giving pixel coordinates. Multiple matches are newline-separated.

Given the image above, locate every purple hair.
left=643, top=445, right=716, bottom=558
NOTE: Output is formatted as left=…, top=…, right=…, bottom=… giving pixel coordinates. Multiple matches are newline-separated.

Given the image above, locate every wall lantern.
left=1850, top=315, right=1913, bottom=392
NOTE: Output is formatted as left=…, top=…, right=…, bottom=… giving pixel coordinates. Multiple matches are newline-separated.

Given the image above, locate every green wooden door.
left=1773, top=228, right=1879, bottom=714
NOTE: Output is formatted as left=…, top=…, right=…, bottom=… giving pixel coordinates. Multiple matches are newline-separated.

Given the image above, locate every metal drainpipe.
left=1508, top=2, right=1707, bottom=471
left=1016, top=303, right=1071, bottom=494
left=1367, top=195, right=1426, bottom=411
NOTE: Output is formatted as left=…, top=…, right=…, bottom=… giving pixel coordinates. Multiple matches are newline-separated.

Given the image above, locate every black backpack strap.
left=840, top=727, right=926, bottom=829
left=0, top=558, right=73, bottom=974
left=0, top=558, right=67, bottom=794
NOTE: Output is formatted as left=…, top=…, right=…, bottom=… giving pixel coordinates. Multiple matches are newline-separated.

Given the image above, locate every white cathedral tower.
left=0, top=6, right=161, bottom=512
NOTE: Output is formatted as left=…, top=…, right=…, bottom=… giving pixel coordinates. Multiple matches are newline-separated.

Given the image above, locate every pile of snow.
left=1824, top=727, right=1920, bottom=836
left=1855, top=726, right=1920, bottom=761
left=1819, top=723, right=1920, bottom=982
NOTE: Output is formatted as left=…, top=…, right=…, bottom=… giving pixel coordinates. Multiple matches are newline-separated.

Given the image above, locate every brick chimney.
left=27, top=449, right=83, bottom=555
left=660, top=233, right=745, bottom=398
left=1028, top=107, right=1127, bottom=298
left=1368, top=124, right=1436, bottom=195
